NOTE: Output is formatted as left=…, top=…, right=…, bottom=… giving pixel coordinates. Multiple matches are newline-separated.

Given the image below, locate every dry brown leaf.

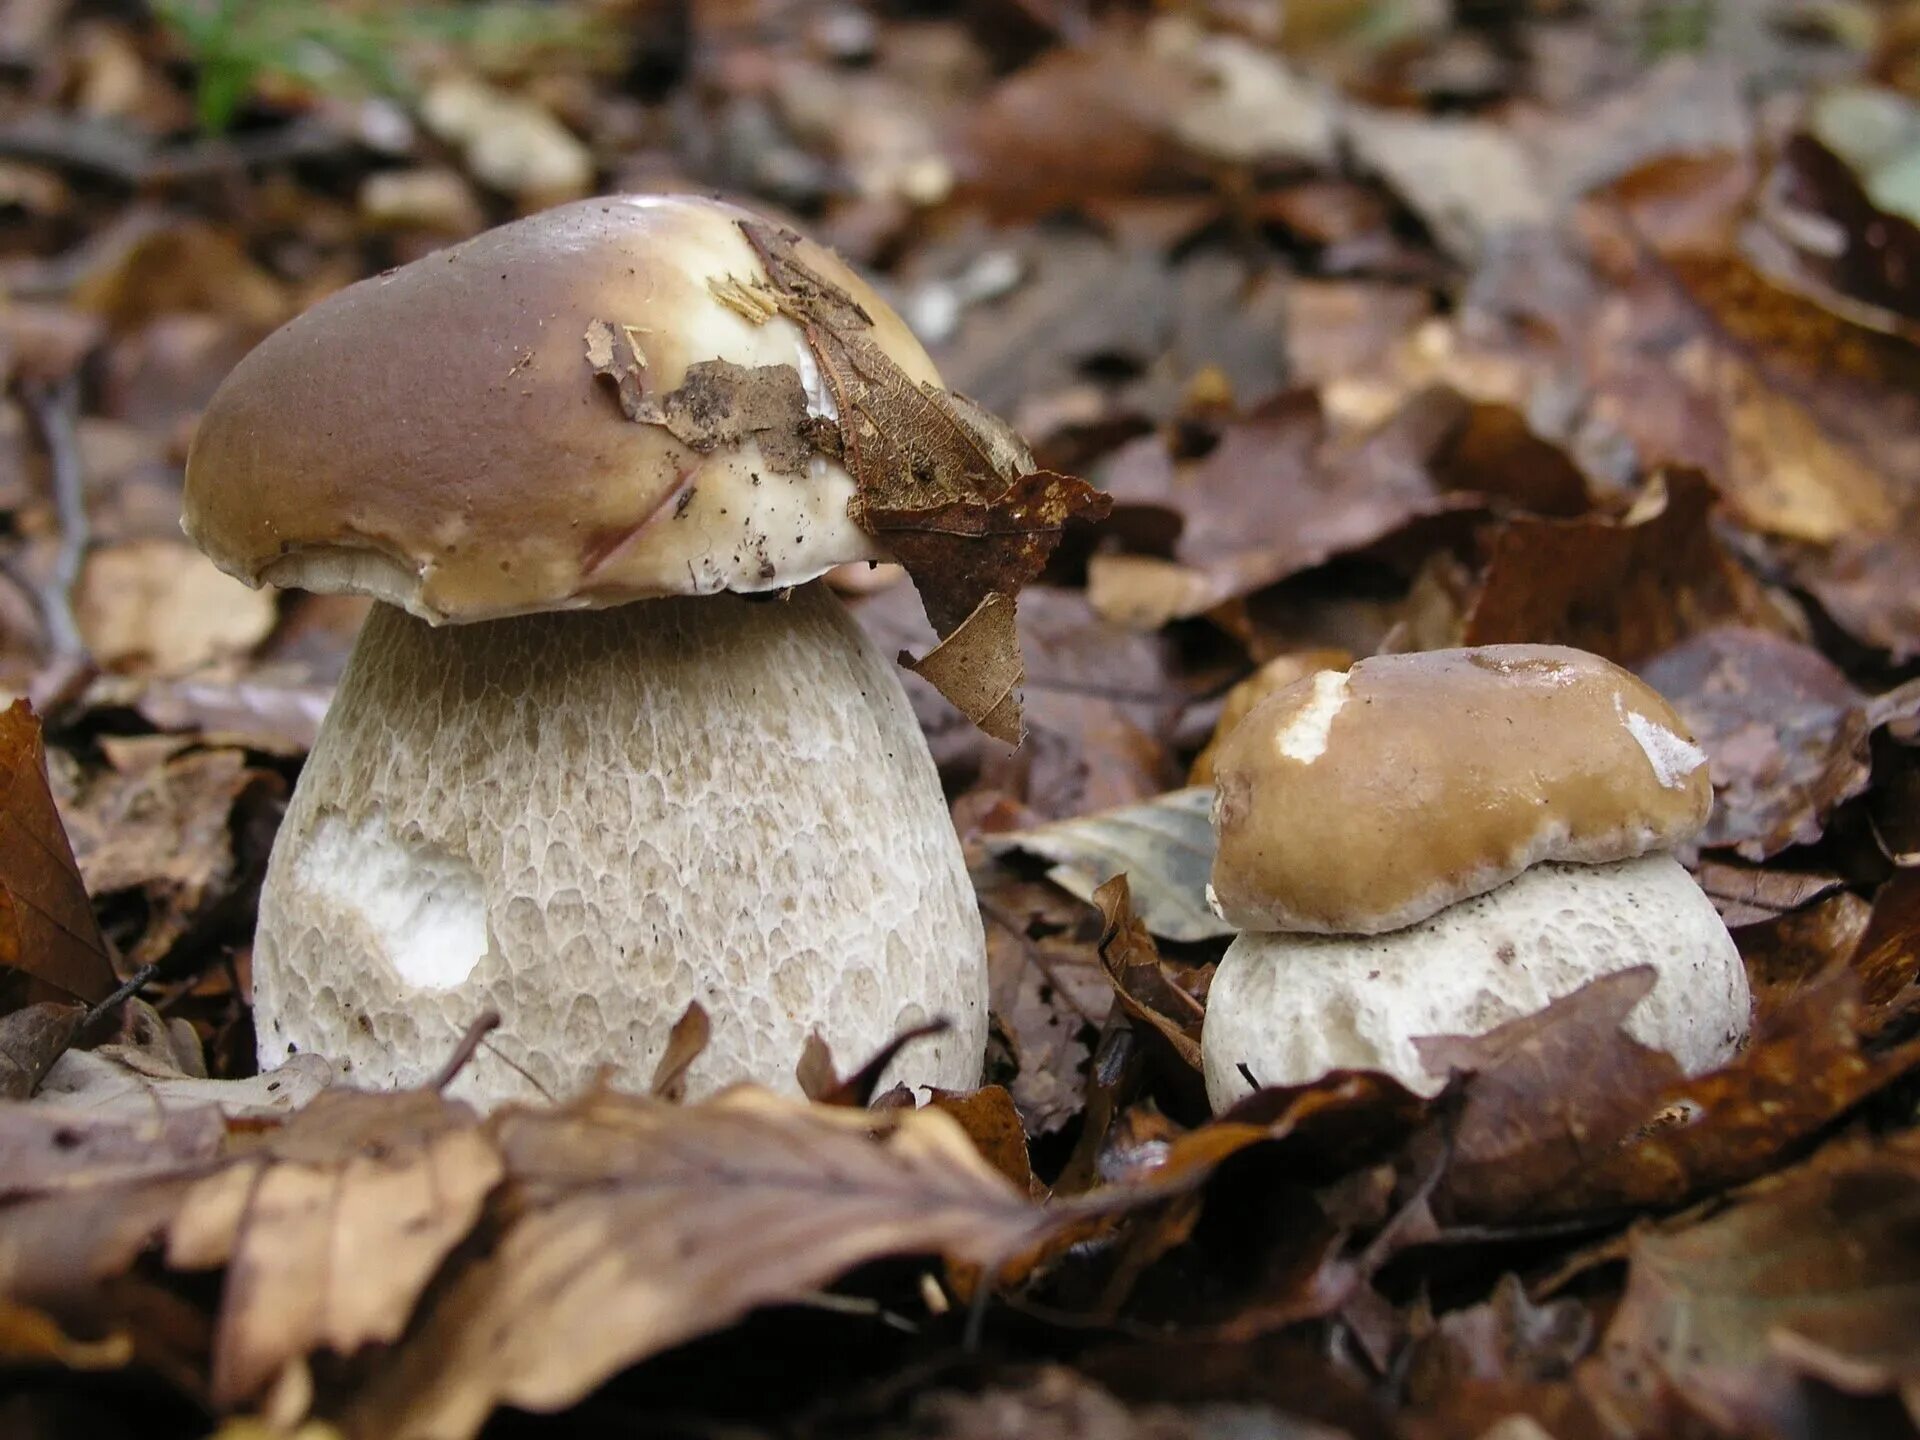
left=167, top=1088, right=503, bottom=1409
left=1640, top=627, right=1874, bottom=860
left=77, top=539, right=278, bottom=676
left=339, top=1086, right=1061, bottom=1440
left=648, top=1001, right=710, bottom=1103
left=1416, top=970, right=1685, bottom=1225
left=927, top=1085, right=1037, bottom=1195
left=740, top=220, right=1110, bottom=628
left=1090, top=388, right=1475, bottom=629
left=1463, top=468, right=1782, bottom=665
left=1599, top=1133, right=1920, bottom=1437
left=58, top=746, right=281, bottom=966
left=1091, top=876, right=1206, bottom=1080
left=1533, top=966, right=1920, bottom=1216
left=0, top=700, right=115, bottom=1005
left=0, top=1001, right=82, bottom=1099
left=904, top=592, right=1024, bottom=745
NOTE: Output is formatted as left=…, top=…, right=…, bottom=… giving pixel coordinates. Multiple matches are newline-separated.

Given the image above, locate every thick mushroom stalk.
left=256, top=584, right=986, bottom=1103
left=1202, top=854, right=1748, bottom=1109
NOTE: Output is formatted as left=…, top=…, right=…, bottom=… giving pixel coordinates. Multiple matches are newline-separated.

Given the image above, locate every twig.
left=82, top=964, right=161, bottom=1033
left=0, top=114, right=354, bottom=186
left=432, top=1010, right=502, bottom=1091
left=19, top=375, right=90, bottom=662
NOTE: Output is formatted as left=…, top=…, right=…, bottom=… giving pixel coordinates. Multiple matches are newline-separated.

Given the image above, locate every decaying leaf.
left=58, top=745, right=282, bottom=966
left=339, top=1086, right=1063, bottom=1440
left=584, top=223, right=1109, bottom=741
left=168, top=1088, right=503, bottom=1408
left=904, top=592, right=1024, bottom=745
left=988, top=788, right=1226, bottom=944
left=0, top=700, right=115, bottom=1005
left=0, top=1002, right=83, bottom=1100
left=1640, top=627, right=1878, bottom=860
left=1091, top=875, right=1205, bottom=1075
left=1463, top=468, right=1782, bottom=664
left=737, top=221, right=1109, bottom=727
left=584, top=325, right=820, bottom=474
left=1533, top=966, right=1920, bottom=1216
left=1418, top=969, right=1685, bottom=1224
left=1600, top=1133, right=1920, bottom=1436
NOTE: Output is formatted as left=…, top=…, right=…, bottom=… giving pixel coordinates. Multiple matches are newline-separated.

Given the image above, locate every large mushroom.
left=183, top=195, right=996, bottom=1104
left=1201, top=645, right=1751, bottom=1110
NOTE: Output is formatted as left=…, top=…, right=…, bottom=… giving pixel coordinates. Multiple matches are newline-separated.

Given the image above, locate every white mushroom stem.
left=253, top=582, right=987, bottom=1106
left=1201, top=854, right=1750, bottom=1111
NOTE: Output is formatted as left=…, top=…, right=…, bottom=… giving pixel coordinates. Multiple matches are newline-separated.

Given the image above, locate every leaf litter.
left=11, top=5, right=1920, bottom=1440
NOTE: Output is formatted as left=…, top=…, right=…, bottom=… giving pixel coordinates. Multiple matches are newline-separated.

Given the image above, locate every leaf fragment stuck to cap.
left=588, top=221, right=1112, bottom=742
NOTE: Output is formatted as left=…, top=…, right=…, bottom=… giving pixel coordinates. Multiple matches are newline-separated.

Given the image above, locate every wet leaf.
left=988, top=788, right=1225, bottom=943
left=0, top=700, right=115, bottom=1005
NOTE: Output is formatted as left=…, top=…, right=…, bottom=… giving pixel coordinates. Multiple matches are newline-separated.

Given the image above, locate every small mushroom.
left=1201, top=645, right=1750, bottom=1109
left=183, top=195, right=988, bottom=1105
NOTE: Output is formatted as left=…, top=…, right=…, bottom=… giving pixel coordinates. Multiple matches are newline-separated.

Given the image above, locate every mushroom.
left=183, top=195, right=988, bottom=1105
left=1201, top=645, right=1750, bottom=1110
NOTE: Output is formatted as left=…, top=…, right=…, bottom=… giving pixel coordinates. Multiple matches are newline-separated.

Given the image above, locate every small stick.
left=19, top=376, right=89, bottom=662
left=432, top=1010, right=502, bottom=1091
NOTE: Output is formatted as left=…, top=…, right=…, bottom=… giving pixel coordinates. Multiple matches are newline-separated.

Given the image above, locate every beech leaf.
left=0, top=700, right=115, bottom=1005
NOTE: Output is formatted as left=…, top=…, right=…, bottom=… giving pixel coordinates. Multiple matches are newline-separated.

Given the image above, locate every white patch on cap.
left=1617, top=697, right=1707, bottom=789
left=1275, top=670, right=1350, bottom=764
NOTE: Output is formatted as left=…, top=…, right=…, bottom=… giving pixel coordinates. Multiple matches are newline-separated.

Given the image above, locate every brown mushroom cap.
left=1209, top=645, right=1712, bottom=934
left=183, top=194, right=940, bottom=624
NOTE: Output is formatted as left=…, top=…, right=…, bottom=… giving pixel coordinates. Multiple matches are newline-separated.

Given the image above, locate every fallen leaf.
left=167, top=1088, right=503, bottom=1408
left=35, top=1039, right=331, bottom=1123
left=0, top=700, right=115, bottom=1005
left=57, top=746, right=282, bottom=966
left=1418, top=970, right=1685, bottom=1225
left=904, top=592, right=1024, bottom=745
left=1799, top=532, right=1920, bottom=664
left=1639, top=627, right=1873, bottom=860
left=1090, top=388, right=1476, bottom=629
left=1091, top=875, right=1206, bottom=1076
left=1534, top=966, right=1920, bottom=1216
left=977, top=868, right=1112, bottom=1138
left=1694, top=861, right=1847, bottom=929
left=928, top=1085, right=1037, bottom=1195
left=1599, top=1133, right=1920, bottom=1437
left=648, top=1002, right=710, bottom=1103
left=1345, top=108, right=1551, bottom=265
left=0, top=1001, right=82, bottom=1099
left=1406, top=1274, right=1593, bottom=1401
left=988, top=788, right=1226, bottom=943
left=77, top=539, right=278, bottom=676
left=1463, top=468, right=1783, bottom=664
left=340, top=1086, right=1062, bottom=1440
